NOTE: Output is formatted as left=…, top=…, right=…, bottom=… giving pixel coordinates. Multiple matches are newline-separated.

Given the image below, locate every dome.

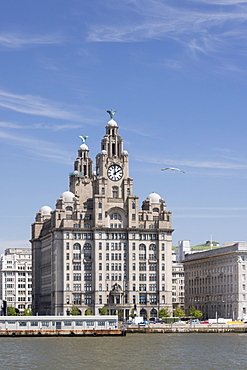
left=101, top=149, right=107, bottom=154
left=73, top=170, right=79, bottom=175
left=61, top=191, right=75, bottom=202
left=122, top=150, right=128, bottom=156
left=40, top=206, right=52, bottom=216
left=80, top=143, right=88, bottom=151
left=107, top=119, right=117, bottom=127
left=146, top=192, right=162, bottom=204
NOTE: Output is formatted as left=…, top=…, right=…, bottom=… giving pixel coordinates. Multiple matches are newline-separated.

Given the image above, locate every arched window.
left=153, top=208, right=159, bottom=212
left=66, top=206, right=73, bottom=211
left=149, top=244, right=156, bottom=251
left=84, top=243, right=91, bottom=250
left=139, top=244, right=146, bottom=251
left=73, top=243, right=81, bottom=250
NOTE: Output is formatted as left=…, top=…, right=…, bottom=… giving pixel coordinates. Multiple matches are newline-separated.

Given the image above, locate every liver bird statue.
left=106, top=110, right=117, bottom=119
left=79, top=135, right=88, bottom=143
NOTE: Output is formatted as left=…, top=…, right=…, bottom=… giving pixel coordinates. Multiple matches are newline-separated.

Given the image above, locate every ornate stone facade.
left=31, top=114, right=173, bottom=318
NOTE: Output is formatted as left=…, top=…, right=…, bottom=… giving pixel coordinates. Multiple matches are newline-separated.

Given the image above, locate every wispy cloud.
left=0, top=32, right=62, bottom=49
left=0, top=121, right=23, bottom=129
left=135, top=155, right=247, bottom=170
left=0, top=90, right=82, bottom=121
left=173, top=206, right=247, bottom=211
left=175, top=213, right=247, bottom=219
left=86, top=0, right=247, bottom=68
left=0, top=131, right=73, bottom=164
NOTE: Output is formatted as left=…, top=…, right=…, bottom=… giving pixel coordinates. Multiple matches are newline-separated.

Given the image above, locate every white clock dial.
left=107, top=164, right=123, bottom=181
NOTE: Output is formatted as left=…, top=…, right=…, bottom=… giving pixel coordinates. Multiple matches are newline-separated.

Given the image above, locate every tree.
left=174, top=306, right=185, bottom=318
left=71, top=306, right=81, bottom=315
left=99, top=306, right=109, bottom=315
left=129, top=308, right=135, bottom=318
left=189, top=306, right=203, bottom=319
left=158, top=307, right=170, bottom=318
left=85, top=307, right=93, bottom=315
left=8, top=306, right=17, bottom=316
left=22, top=308, right=33, bottom=316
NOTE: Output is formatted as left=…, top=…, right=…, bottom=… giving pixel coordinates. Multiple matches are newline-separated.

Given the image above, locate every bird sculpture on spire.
left=79, top=135, right=88, bottom=143
left=106, top=110, right=117, bottom=119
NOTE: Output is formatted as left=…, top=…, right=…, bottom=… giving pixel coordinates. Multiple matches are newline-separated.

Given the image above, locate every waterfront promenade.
left=123, top=322, right=247, bottom=333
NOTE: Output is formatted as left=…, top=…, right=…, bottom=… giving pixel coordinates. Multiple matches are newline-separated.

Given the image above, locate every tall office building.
left=0, top=248, right=32, bottom=313
left=31, top=112, right=173, bottom=318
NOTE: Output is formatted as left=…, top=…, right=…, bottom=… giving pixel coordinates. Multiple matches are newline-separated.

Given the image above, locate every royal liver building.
left=31, top=112, right=173, bottom=319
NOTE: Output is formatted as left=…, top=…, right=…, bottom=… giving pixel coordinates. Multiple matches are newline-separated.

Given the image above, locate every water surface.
left=0, top=333, right=245, bottom=369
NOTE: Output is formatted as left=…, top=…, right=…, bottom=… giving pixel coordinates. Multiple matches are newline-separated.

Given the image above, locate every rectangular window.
left=139, top=294, right=147, bottom=304
left=139, top=284, right=146, bottom=291
left=139, top=274, right=146, bottom=281
left=139, top=263, right=146, bottom=271
left=73, top=273, right=81, bottom=281
left=85, top=295, right=92, bottom=304
left=84, top=283, right=92, bottom=291
left=149, top=264, right=156, bottom=271
left=73, top=263, right=81, bottom=270
left=84, top=273, right=92, bottom=280
left=73, top=294, right=81, bottom=305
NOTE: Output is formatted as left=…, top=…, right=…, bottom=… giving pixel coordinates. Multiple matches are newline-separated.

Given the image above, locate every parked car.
left=149, top=318, right=164, bottom=324
left=186, top=319, right=200, bottom=324
left=138, top=321, right=148, bottom=326
left=173, top=321, right=186, bottom=325
left=200, top=321, right=209, bottom=324
left=123, top=321, right=133, bottom=325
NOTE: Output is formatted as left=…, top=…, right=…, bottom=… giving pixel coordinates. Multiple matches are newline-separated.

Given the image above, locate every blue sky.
left=1, top=0, right=247, bottom=253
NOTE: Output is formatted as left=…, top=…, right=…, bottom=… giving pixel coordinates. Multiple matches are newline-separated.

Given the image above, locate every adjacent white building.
left=0, top=248, right=32, bottom=313
left=31, top=112, right=173, bottom=319
left=183, top=241, right=247, bottom=320
left=172, top=262, right=184, bottom=310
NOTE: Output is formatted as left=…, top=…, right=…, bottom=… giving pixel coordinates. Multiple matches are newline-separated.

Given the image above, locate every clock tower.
left=93, top=112, right=136, bottom=226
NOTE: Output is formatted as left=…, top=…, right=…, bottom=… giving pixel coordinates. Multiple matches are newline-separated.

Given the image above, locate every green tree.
left=85, top=307, right=93, bottom=315
left=71, top=306, right=81, bottom=315
left=99, top=306, right=109, bottom=315
left=129, top=308, right=135, bottom=318
left=22, top=308, right=33, bottom=316
left=189, top=306, right=203, bottom=319
left=117, top=309, right=124, bottom=321
left=7, top=306, right=17, bottom=316
left=158, top=307, right=170, bottom=318
left=174, top=306, right=185, bottom=318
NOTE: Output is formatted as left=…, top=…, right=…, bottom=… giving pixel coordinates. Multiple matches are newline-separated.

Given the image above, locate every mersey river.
left=1, top=333, right=246, bottom=369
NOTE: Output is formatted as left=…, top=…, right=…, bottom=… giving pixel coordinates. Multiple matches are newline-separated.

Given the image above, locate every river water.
left=0, top=333, right=246, bottom=369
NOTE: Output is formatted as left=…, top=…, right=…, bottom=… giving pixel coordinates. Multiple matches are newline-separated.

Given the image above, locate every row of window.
left=66, top=232, right=169, bottom=241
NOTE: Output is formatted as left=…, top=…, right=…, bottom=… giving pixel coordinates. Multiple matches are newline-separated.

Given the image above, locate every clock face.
left=107, top=164, right=123, bottom=181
